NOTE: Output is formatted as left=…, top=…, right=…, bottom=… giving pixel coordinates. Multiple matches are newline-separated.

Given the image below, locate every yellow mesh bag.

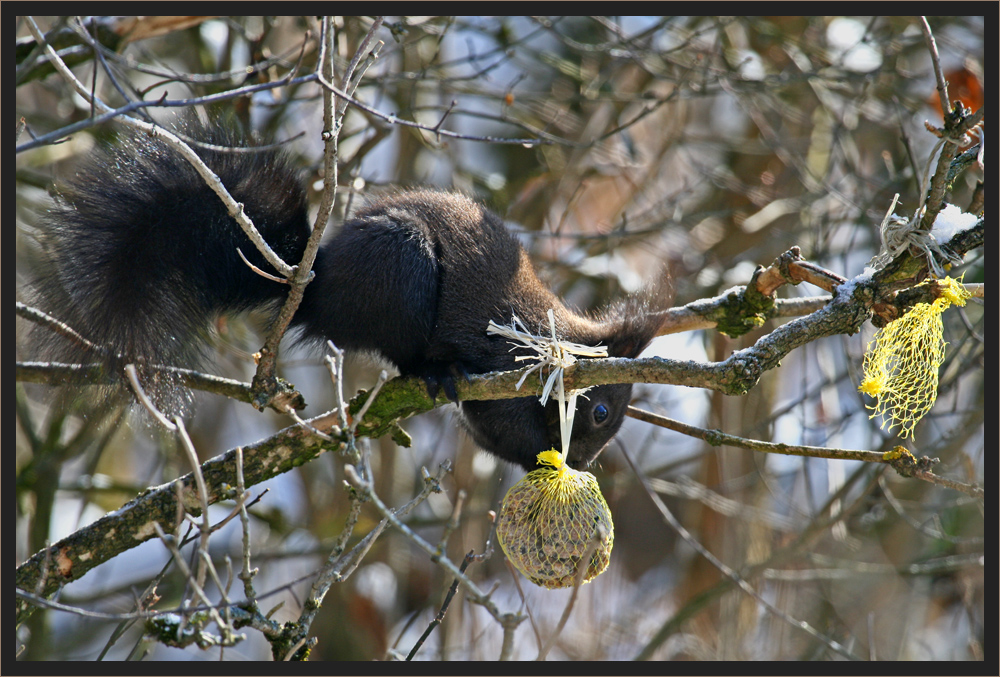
left=496, top=450, right=614, bottom=589
left=859, top=277, right=971, bottom=439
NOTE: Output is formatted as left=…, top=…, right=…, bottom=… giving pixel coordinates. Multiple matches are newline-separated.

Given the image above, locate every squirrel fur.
left=33, top=126, right=666, bottom=471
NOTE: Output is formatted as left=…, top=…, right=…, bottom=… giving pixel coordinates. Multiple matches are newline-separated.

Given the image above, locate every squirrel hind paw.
left=417, top=361, right=471, bottom=403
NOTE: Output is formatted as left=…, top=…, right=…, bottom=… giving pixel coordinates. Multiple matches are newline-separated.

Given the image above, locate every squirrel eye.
left=593, top=403, right=609, bottom=424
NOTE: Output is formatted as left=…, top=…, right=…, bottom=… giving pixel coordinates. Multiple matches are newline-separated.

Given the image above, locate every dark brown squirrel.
left=33, top=126, right=667, bottom=471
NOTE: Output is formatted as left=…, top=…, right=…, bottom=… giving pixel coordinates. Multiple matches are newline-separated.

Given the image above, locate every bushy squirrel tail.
left=30, top=126, right=311, bottom=409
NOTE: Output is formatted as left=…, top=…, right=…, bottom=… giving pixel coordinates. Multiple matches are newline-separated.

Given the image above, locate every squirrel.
left=31, top=125, right=667, bottom=472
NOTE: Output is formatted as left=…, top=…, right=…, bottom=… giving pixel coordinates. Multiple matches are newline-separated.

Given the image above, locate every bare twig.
left=919, top=17, right=950, bottom=118
left=23, top=16, right=296, bottom=280
left=620, top=447, right=862, bottom=661
left=125, top=364, right=176, bottom=431
left=341, top=463, right=516, bottom=628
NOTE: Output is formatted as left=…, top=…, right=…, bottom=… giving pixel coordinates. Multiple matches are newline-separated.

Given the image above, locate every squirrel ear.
left=601, top=268, right=673, bottom=358
left=604, top=270, right=671, bottom=358
left=603, top=301, right=667, bottom=358
left=604, top=309, right=662, bottom=357
left=605, top=331, right=654, bottom=359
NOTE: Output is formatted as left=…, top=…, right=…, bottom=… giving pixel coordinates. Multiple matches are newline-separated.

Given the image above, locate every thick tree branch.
left=15, top=411, right=343, bottom=627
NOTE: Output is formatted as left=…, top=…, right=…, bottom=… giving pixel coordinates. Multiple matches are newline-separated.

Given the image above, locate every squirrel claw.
left=419, top=362, right=467, bottom=403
